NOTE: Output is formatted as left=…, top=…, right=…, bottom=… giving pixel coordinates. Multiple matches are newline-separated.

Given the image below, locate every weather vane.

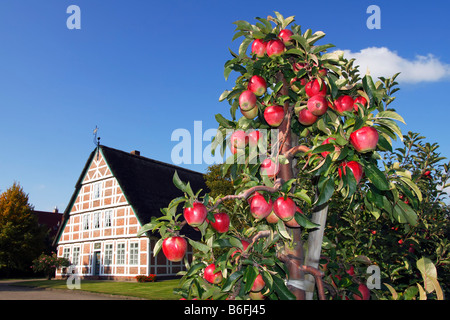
left=93, top=126, right=101, bottom=160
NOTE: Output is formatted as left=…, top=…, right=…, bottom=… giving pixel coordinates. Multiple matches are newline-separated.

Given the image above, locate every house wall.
left=56, top=149, right=190, bottom=280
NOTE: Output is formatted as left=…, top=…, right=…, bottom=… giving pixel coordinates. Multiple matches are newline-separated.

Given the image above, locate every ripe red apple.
left=305, top=79, right=327, bottom=97
left=264, top=105, right=284, bottom=127
left=284, top=206, right=303, bottom=228
left=209, top=212, right=230, bottom=233
left=321, top=137, right=339, bottom=158
left=298, top=108, right=318, bottom=126
left=240, top=106, right=258, bottom=119
left=353, top=96, right=368, bottom=112
left=248, top=75, right=267, bottom=96
left=307, top=94, right=328, bottom=116
left=265, top=210, right=279, bottom=224
left=353, top=283, right=370, bottom=300
left=251, top=39, right=267, bottom=57
left=162, top=236, right=187, bottom=262
left=229, top=130, right=248, bottom=154
left=204, top=263, right=223, bottom=284
left=183, top=201, right=208, bottom=227
left=247, top=130, right=262, bottom=147
left=350, top=126, right=379, bottom=153
left=333, top=95, right=354, bottom=114
left=249, top=192, right=273, bottom=219
left=251, top=274, right=265, bottom=292
left=260, top=158, right=280, bottom=178
left=338, top=161, right=364, bottom=184
left=278, top=29, right=293, bottom=45
left=293, top=62, right=306, bottom=72
left=266, top=39, right=285, bottom=57
left=239, top=89, right=257, bottom=111
left=273, top=196, right=296, bottom=221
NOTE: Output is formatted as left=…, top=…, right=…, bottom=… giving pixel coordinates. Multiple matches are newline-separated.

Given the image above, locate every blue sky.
left=0, top=0, right=449, bottom=211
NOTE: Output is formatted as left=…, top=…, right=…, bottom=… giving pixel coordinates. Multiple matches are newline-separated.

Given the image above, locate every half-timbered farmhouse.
left=54, top=145, right=206, bottom=280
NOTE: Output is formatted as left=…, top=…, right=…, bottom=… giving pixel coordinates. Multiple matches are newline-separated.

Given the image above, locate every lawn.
left=15, top=279, right=181, bottom=300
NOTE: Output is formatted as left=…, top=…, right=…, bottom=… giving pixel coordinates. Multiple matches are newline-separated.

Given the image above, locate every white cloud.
left=339, top=47, right=450, bottom=84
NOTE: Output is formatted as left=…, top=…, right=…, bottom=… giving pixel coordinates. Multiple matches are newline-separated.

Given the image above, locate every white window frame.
left=72, top=246, right=80, bottom=265
left=93, top=212, right=100, bottom=229
left=117, top=243, right=126, bottom=265
left=104, top=210, right=112, bottom=228
left=83, top=213, right=90, bottom=230
left=104, top=243, right=113, bottom=266
left=129, top=242, right=139, bottom=265
left=93, top=182, right=102, bottom=200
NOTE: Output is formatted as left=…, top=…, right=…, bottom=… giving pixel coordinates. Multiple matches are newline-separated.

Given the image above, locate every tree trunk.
left=277, top=71, right=306, bottom=300
left=304, top=191, right=329, bottom=300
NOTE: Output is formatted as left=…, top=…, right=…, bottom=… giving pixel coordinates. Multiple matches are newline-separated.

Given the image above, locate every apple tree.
left=138, top=12, right=423, bottom=300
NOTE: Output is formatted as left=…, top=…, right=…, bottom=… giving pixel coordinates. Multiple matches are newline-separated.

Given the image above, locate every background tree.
left=0, top=182, right=46, bottom=277
left=139, top=12, right=424, bottom=300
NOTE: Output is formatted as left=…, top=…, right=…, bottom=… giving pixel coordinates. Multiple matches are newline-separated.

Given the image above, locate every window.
left=104, top=244, right=113, bottom=265
left=83, top=214, right=90, bottom=230
left=63, top=247, right=70, bottom=260
left=104, top=210, right=112, bottom=228
left=72, top=247, right=80, bottom=265
left=130, top=243, right=139, bottom=265
left=93, top=212, right=100, bottom=229
left=117, top=243, right=125, bottom=265
left=93, top=182, right=101, bottom=199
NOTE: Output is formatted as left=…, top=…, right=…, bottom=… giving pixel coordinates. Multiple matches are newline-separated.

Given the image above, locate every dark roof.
left=53, top=145, right=208, bottom=245
left=34, top=210, right=64, bottom=239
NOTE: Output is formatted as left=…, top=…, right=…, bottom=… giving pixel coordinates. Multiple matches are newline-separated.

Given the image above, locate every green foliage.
left=0, top=182, right=47, bottom=275
left=31, top=252, right=70, bottom=280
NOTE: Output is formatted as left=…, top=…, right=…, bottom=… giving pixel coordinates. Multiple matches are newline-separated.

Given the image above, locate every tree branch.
left=208, top=178, right=284, bottom=211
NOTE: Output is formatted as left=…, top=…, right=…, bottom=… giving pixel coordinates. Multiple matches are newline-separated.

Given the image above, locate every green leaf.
left=416, top=257, right=443, bottom=299
left=185, top=262, right=207, bottom=277
left=243, top=266, right=258, bottom=293
left=188, top=239, right=210, bottom=254
left=375, top=110, right=406, bottom=124
left=222, top=270, right=244, bottom=292
left=215, top=113, right=234, bottom=129
left=153, top=238, right=163, bottom=257
left=239, top=37, right=253, bottom=57
left=294, top=212, right=319, bottom=229
left=362, top=160, right=390, bottom=191
left=272, top=275, right=296, bottom=300
left=315, top=176, right=335, bottom=206
left=277, top=219, right=292, bottom=240
left=172, top=171, right=187, bottom=192
left=292, top=189, right=312, bottom=205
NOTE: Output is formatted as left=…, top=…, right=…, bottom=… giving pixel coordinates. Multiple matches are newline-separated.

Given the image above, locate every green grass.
left=14, top=279, right=181, bottom=300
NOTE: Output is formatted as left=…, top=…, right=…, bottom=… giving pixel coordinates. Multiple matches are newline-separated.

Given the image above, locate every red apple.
left=260, top=158, right=280, bottom=178
left=284, top=206, right=303, bottom=228
left=278, top=29, right=293, bottom=45
left=298, top=108, right=318, bottom=126
left=273, top=196, right=296, bottom=221
left=229, top=130, right=248, bottom=154
left=307, top=94, right=328, bottom=116
left=162, top=236, right=187, bottom=262
left=239, top=89, right=257, bottom=111
left=350, top=126, right=379, bottom=153
left=249, top=291, right=265, bottom=300
left=338, top=161, right=364, bottom=184
left=293, top=62, right=306, bottom=72
left=247, top=130, right=262, bottom=147
left=265, top=210, right=279, bottom=224
left=305, top=79, right=327, bottom=97
left=353, top=96, right=368, bottom=111
left=333, top=95, right=354, bottom=114
left=266, top=39, right=285, bottom=57
left=353, top=283, right=370, bottom=300
left=321, top=137, right=339, bottom=158
left=240, top=106, right=258, bottom=119
left=248, top=75, right=267, bottom=96
left=251, top=39, right=267, bottom=57
left=264, top=105, right=284, bottom=127
left=204, top=263, right=223, bottom=284
left=209, top=212, right=230, bottom=233
left=251, top=274, right=265, bottom=292
left=249, top=192, right=273, bottom=219
left=183, top=201, right=208, bottom=227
